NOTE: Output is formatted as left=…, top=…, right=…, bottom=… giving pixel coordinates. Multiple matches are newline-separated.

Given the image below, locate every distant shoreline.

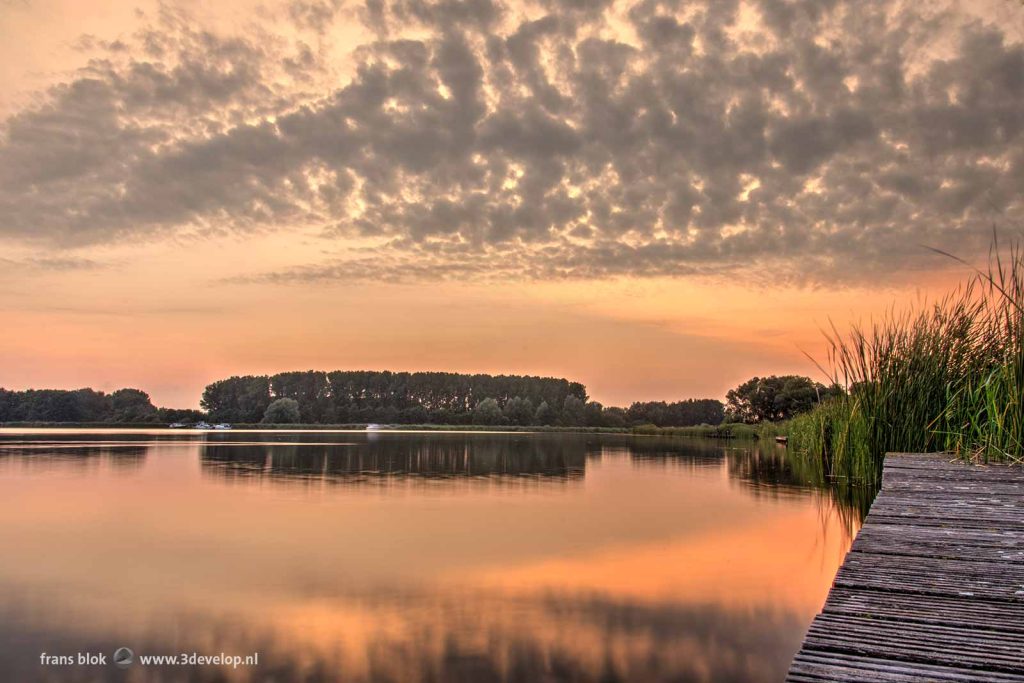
left=0, top=422, right=766, bottom=439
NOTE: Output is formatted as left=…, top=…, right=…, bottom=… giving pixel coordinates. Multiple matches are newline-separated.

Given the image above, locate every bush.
left=472, top=398, right=506, bottom=425
left=263, top=398, right=301, bottom=424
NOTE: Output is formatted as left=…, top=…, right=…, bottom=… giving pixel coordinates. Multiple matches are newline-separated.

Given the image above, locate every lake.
left=0, top=430, right=864, bottom=682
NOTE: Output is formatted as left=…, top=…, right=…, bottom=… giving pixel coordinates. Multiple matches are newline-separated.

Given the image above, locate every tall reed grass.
left=788, top=238, right=1024, bottom=485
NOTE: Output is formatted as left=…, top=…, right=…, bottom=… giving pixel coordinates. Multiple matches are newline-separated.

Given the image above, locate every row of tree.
left=624, top=399, right=725, bottom=427
left=201, top=371, right=591, bottom=425
left=258, top=392, right=724, bottom=428
left=0, top=371, right=843, bottom=427
left=0, top=388, right=203, bottom=424
left=214, top=370, right=831, bottom=426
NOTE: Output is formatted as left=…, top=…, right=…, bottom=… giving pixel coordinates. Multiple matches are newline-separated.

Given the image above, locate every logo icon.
left=112, top=647, right=134, bottom=669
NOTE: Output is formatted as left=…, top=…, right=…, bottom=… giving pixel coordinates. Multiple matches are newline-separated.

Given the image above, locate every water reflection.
left=615, top=435, right=729, bottom=471
left=0, top=588, right=806, bottom=683
left=0, top=443, right=147, bottom=474
left=201, top=435, right=587, bottom=488
left=0, top=430, right=869, bottom=683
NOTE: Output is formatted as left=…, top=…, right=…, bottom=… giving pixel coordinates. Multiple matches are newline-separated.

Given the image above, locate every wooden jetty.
left=787, top=453, right=1024, bottom=683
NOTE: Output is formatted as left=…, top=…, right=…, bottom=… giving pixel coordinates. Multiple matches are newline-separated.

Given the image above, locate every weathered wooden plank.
left=885, top=455, right=1018, bottom=466
left=886, top=453, right=985, bottom=466
left=887, top=455, right=1021, bottom=467
left=869, top=503, right=1024, bottom=519
left=804, top=614, right=1024, bottom=673
left=885, top=453, right=1021, bottom=468
left=857, top=523, right=1024, bottom=548
left=884, top=480, right=1024, bottom=497
left=788, top=453, right=1024, bottom=682
left=876, top=494, right=1024, bottom=507
left=853, top=527, right=1024, bottom=549
left=852, top=537, right=1024, bottom=563
left=865, top=513, right=1024, bottom=532
left=789, top=652, right=1024, bottom=682
left=866, top=505, right=1024, bottom=522
left=822, top=587, right=1024, bottom=632
left=834, top=553, right=1024, bottom=602
left=838, top=552, right=1024, bottom=579
left=884, top=466, right=1024, bottom=485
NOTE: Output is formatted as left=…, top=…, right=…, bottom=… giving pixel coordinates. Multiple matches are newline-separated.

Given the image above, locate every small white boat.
left=194, top=421, right=213, bottom=430
left=168, top=422, right=187, bottom=429
left=365, top=423, right=382, bottom=431
left=213, top=423, right=233, bottom=430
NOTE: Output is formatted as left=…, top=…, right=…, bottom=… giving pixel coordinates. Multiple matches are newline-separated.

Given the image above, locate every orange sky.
left=0, top=238, right=967, bottom=407
left=0, top=0, right=1018, bottom=408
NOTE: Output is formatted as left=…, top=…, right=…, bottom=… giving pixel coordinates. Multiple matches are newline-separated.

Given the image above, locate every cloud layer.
left=1, top=0, right=1022, bottom=283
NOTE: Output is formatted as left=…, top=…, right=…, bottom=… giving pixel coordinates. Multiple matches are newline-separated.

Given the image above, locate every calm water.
left=0, top=430, right=864, bottom=682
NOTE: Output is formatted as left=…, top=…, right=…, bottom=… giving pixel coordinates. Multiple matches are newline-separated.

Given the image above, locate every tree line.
left=203, top=370, right=590, bottom=425
left=0, top=387, right=203, bottom=424
left=201, top=370, right=731, bottom=427
left=1, top=371, right=842, bottom=427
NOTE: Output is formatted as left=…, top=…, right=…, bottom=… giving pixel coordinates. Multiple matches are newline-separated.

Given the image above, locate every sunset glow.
left=1, top=0, right=1020, bottom=407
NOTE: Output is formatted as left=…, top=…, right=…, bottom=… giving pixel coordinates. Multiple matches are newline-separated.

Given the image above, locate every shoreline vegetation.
left=784, top=238, right=1024, bottom=485
left=2, top=368, right=839, bottom=432
left=3, top=371, right=831, bottom=433
left=199, top=371, right=728, bottom=428
left=0, top=374, right=722, bottom=430
left=0, top=420, right=764, bottom=438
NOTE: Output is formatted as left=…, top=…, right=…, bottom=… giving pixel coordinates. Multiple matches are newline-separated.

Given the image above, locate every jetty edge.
left=786, top=452, right=1024, bottom=683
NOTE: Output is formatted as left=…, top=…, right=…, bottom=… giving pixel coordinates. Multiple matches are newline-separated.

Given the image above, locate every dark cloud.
left=1, top=0, right=1023, bottom=283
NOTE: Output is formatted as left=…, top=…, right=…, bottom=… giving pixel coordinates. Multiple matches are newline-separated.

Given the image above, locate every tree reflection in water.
left=200, top=434, right=587, bottom=490
left=0, top=584, right=809, bottom=683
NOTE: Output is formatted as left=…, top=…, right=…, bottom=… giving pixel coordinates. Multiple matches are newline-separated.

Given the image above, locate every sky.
left=1, top=0, right=1022, bottom=408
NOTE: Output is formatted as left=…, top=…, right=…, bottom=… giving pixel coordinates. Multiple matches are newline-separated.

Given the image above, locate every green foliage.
left=0, top=387, right=162, bottom=423
left=584, top=401, right=604, bottom=426
left=534, top=400, right=556, bottom=426
left=326, top=370, right=587, bottom=422
left=156, top=407, right=207, bottom=424
left=502, top=396, right=535, bottom=425
left=631, top=423, right=761, bottom=439
left=198, top=368, right=724, bottom=428
left=599, top=406, right=627, bottom=428
left=110, top=388, right=159, bottom=422
left=625, top=399, right=725, bottom=426
left=561, top=395, right=586, bottom=426
left=270, top=371, right=332, bottom=422
left=201, top=376, right=272, bottom=423
left=786, top=239, right=1024, bottom=483
left=202, top=370, right=588, bottom=425
left=263, top=397, right=301, bottom=424
left=726, top=375, right=841, bottom=423
left=472, top=397, right=506, bottom=425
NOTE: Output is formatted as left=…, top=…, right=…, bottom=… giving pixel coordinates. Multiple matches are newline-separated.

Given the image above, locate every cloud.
left=287, top=0, right=345, bottom=32
left=0, top=255, right=103, bottom=271
left=1, top=0, right=1022, bottom=284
